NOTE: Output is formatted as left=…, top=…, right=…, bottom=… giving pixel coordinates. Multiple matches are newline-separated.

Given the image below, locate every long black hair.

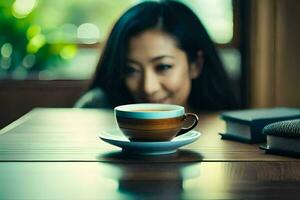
left=91, top=0, right=239, bottom=110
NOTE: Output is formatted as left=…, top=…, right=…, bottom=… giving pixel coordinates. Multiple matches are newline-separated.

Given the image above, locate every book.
left=260, top=119, right=300, bottom=157
left=219, top=107, right=300, bottom=143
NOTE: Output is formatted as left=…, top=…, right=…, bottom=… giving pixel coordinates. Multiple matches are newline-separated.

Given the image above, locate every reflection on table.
left=1, top=161, right=300, bottom=199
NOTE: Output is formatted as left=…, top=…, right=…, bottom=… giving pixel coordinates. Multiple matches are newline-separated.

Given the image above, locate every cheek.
left=164, top=68, right=190, bottom=91
left=125, top=77, right=140, bottom=93
left=163, top=69, right=192, bottom=105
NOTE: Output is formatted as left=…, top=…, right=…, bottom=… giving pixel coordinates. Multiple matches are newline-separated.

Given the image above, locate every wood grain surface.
left=0, top=108, right=298, bottom=161
left=1, top=108, right=300, bottom=199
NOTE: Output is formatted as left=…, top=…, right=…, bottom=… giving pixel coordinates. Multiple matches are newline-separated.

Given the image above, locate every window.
left=0, top=0, right=240, bottom=83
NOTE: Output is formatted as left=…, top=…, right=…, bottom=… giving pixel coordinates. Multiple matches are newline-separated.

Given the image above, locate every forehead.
left=127, top=29, right=180, bottom=59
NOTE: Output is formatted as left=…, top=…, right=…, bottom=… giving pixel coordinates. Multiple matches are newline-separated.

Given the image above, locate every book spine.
left=221, top=116, right=250, bottom=125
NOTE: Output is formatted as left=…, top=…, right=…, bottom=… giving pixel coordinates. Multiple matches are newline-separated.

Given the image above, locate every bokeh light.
left=185, top=0, right=233, bottom=44
left=60, top=45, right=77, bottom=60
left=1, top=43, right=13, bottom=58
left=0, top=58, right=12, bottom=70
left=26, top=34, right=46, bottom=54
left=12, top=0, right=38, bottom=19
left=77, top=23, right=100, bottom=44
left=22, top=54, right=36, bottom=69
left=27, top=25, right=42, bottom=40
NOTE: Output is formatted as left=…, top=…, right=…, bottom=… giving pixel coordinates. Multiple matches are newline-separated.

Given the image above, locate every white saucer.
left=99, top=129, right=201, bottom=155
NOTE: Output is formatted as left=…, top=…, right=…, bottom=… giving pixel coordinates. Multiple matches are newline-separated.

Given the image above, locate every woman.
left=76, top=0, right=239, bottom=111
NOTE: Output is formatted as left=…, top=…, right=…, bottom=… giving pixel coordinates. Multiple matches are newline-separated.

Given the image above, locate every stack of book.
left=219, top=107, right=300, bottom=143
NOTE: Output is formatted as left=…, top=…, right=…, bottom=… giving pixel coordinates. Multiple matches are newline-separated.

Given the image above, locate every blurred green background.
left=0, top=0, right=236, bottom=80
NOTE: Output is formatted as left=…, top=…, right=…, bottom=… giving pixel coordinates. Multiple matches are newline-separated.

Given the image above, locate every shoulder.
left=74, top=88, right=112, bottom=108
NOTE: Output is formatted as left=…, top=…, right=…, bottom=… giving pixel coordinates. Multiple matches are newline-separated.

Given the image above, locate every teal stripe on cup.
left=115, top=103, right=184, bottom=119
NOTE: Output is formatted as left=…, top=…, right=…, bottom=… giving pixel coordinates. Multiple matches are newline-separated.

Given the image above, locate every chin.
left=160, top=98, right=174, bottom=104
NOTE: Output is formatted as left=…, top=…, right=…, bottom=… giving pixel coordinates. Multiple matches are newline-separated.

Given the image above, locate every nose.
left=142, top=69, right=161, bottom=96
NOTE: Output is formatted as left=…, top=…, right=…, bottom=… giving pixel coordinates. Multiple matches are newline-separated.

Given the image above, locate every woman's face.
left=125, top=29, right=200, bottom=107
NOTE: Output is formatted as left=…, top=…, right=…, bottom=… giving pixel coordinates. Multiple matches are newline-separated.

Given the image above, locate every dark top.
left=74, top=88, right=112, bottom=108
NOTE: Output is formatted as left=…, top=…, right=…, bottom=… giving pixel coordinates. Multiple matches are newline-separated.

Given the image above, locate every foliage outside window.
left=0, top=0, right=234, bottom=80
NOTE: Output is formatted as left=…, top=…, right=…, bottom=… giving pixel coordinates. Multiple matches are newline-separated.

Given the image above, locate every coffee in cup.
left=114, top=103, right=198, bottom=142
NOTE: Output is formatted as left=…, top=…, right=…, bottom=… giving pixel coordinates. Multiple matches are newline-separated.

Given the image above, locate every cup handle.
left=176, top=113, right=199, bottom=136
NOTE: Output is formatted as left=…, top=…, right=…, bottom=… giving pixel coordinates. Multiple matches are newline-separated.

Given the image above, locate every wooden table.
left=1, top=108, right=300, bottom=199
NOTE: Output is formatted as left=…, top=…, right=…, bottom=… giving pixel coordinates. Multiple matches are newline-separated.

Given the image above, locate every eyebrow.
left=127, top=55, right=175, bottom=64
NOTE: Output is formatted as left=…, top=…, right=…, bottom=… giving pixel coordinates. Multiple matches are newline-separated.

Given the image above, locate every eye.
left=156, top=64, right=173, bottom=72
left=124, top=65, right=140, bottom=77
